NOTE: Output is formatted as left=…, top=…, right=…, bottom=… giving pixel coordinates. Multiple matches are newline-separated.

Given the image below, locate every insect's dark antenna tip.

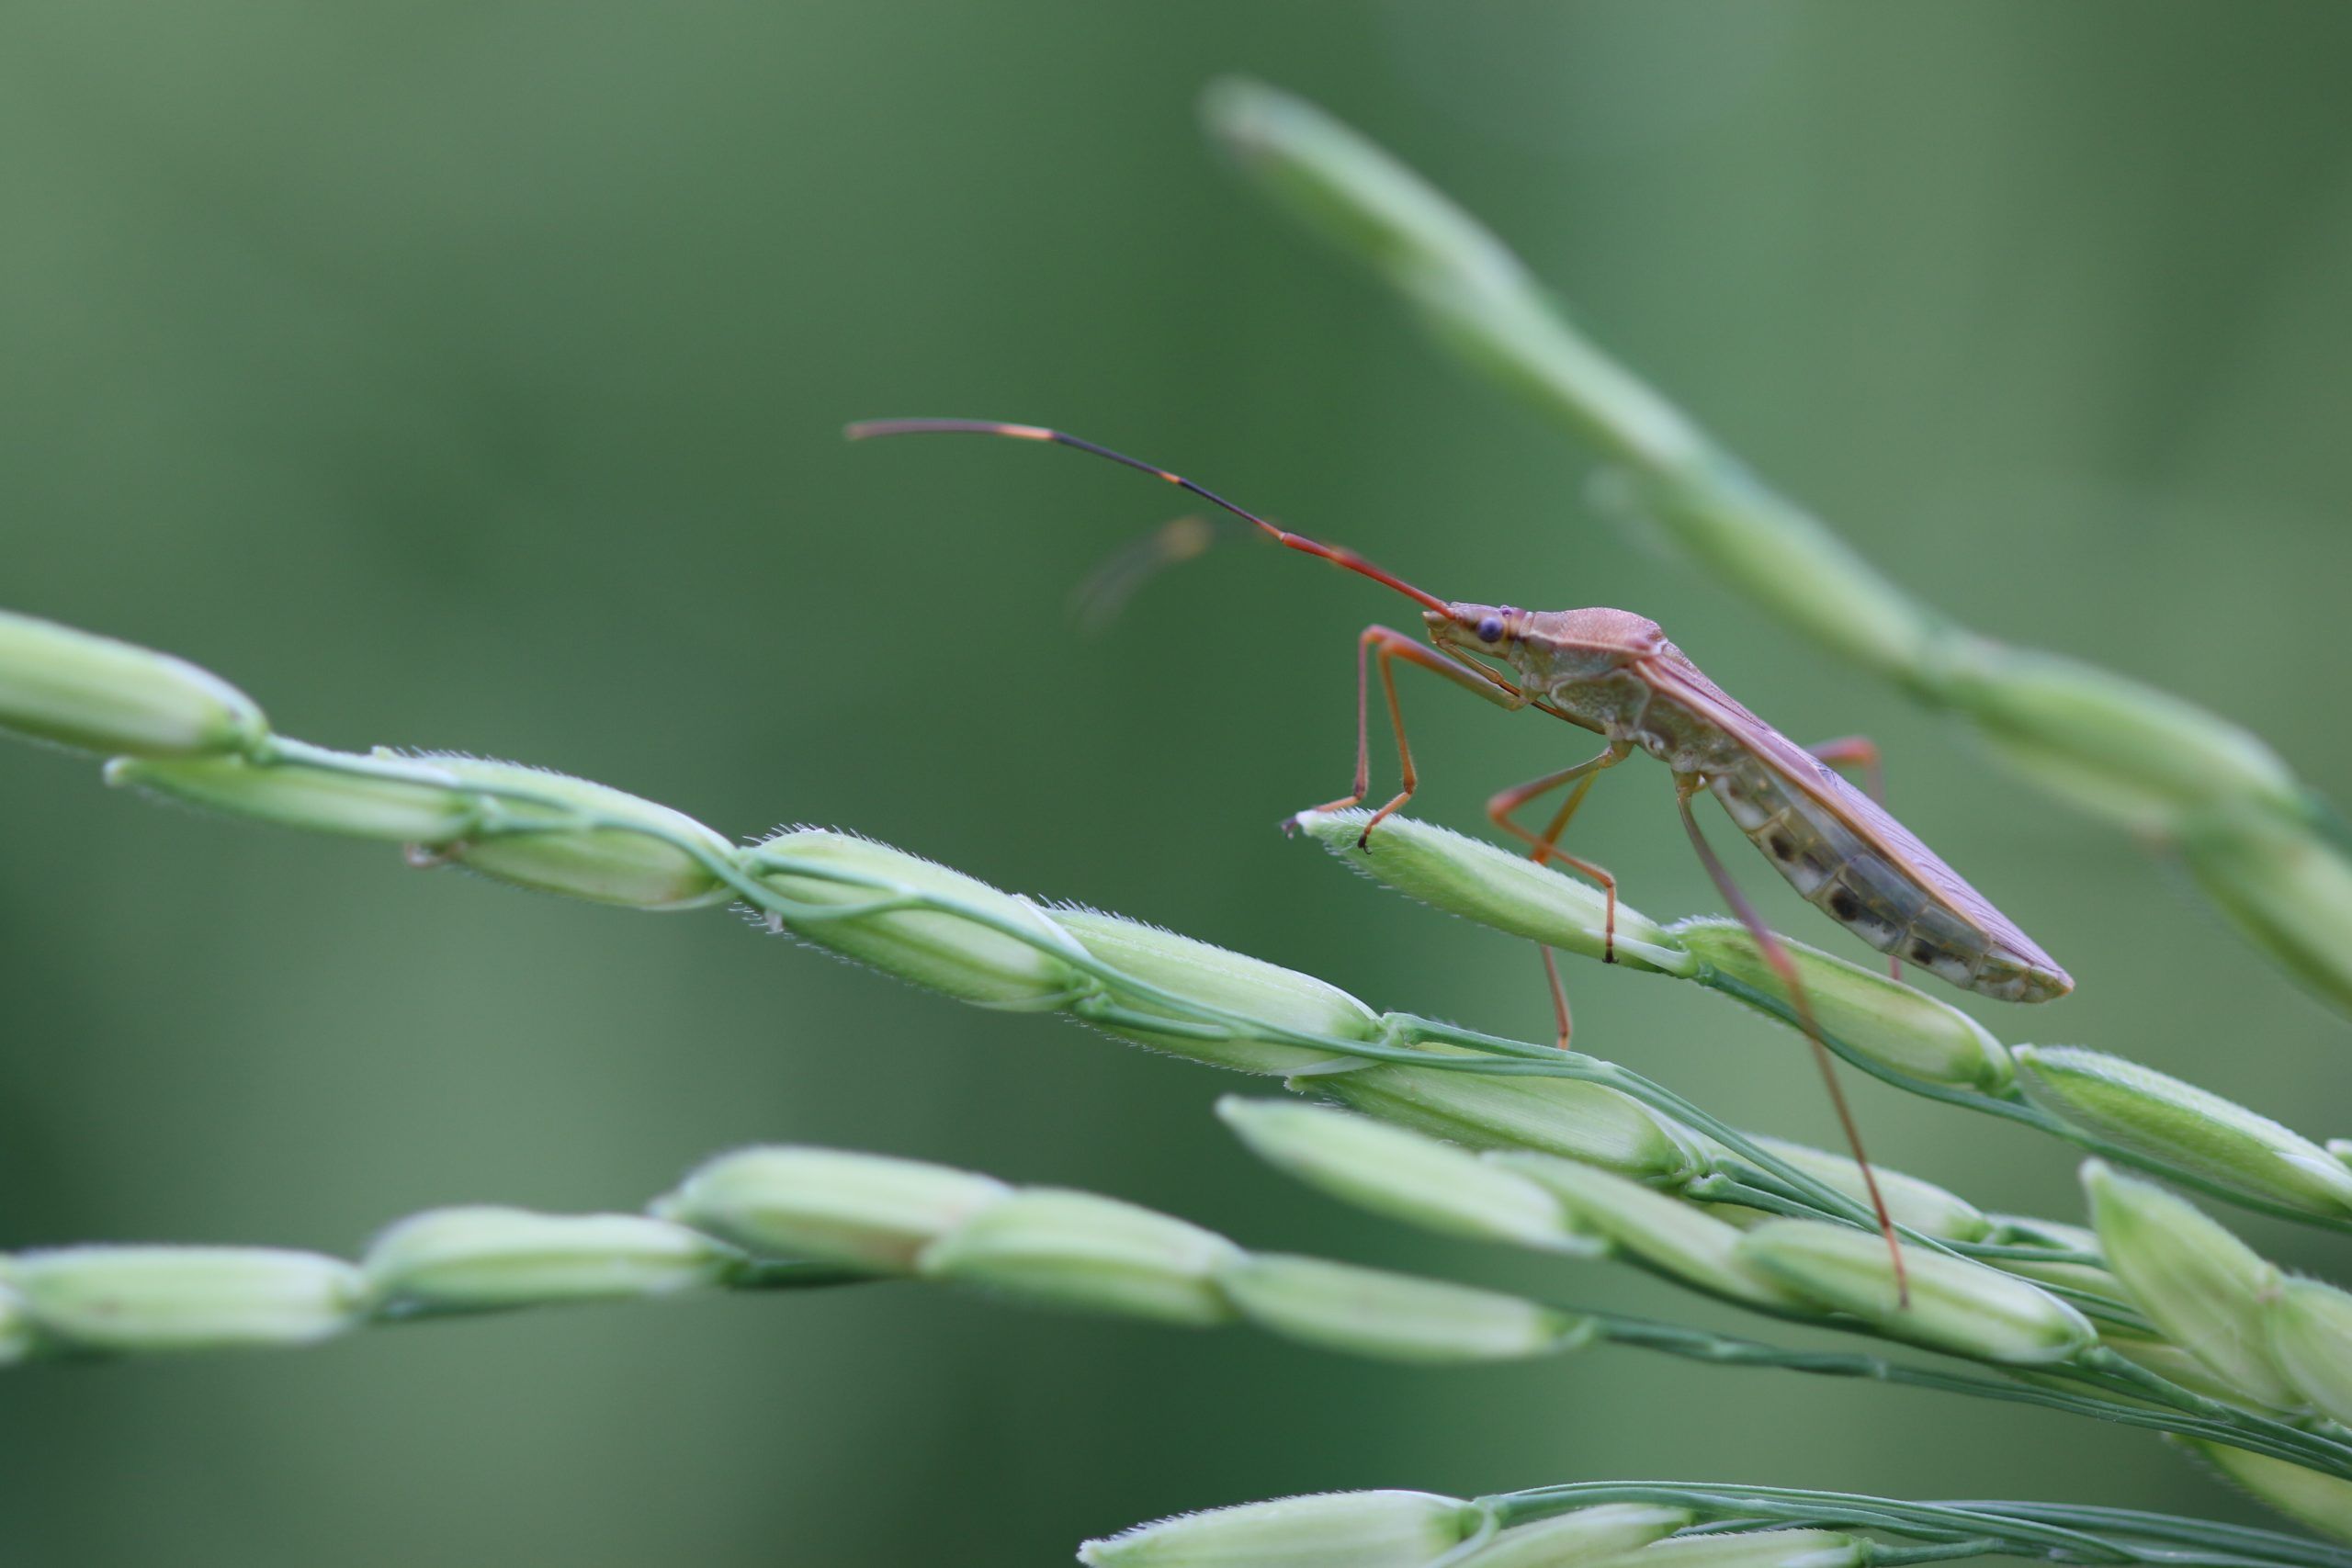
left=847, top=417, right=1453, bottom=615
left=847, top=418, right=1057, bottom=444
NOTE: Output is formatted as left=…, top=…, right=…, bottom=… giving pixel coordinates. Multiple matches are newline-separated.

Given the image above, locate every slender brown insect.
left=848, top=417, right=2075, bottom=1293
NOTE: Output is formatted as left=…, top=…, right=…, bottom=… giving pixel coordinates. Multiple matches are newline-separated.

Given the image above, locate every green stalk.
left=5, top=1157, right=2336, bottom=1478
left=6, top=612, right=2346, bottom=1485
left=230, top=741, right=1916, bottom=1249
left=1, top=625, right=2319, bottom=1252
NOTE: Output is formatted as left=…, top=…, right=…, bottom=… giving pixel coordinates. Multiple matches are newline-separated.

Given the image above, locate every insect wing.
left=1641, top=649, right=2064, bottom=978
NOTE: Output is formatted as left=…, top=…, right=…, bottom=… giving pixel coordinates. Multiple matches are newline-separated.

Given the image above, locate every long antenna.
left=845, top=419, right=1449, bottom=614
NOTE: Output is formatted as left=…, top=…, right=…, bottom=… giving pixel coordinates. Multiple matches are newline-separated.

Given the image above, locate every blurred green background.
left=6, top=3, right=2352, bottom=1562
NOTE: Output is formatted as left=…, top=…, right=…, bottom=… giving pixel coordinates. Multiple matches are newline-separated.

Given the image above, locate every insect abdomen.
left=1708, top=760, right=2055, bottom=1001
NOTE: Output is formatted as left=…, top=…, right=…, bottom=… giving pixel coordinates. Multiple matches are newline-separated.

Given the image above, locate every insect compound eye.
left=1476, top=615, right=1505, bottom=643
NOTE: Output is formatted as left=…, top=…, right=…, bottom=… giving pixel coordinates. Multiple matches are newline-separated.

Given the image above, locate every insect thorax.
left=1536, top=664, right=1747, bottom=776
left=1539, top=666, right=1651, bottom=734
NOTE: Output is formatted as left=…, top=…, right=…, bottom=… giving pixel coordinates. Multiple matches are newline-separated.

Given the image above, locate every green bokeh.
left=6, top=4, right=2352, bottom=1562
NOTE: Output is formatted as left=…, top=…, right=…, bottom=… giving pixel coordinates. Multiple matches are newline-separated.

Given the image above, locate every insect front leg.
left=1674, top=773, right=1911, bottom=1309
left=1305, top=626, right=1530, bottom=847
left=1807, top=735, right=1899, bottom=981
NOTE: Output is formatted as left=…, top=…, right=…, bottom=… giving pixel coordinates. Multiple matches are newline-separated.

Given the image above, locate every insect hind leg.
left=1675, top=773, right=1911, bottom=1310
left=1807, top=735, right=1885, bottom=804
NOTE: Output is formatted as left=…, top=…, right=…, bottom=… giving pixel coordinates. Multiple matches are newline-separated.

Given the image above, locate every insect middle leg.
left=1484, top=743, right=1634, bottom=1046
left=1306, top=625, right=1529, bottom=845
left=1807, top=735, right=1899, bottom=980
left=1488, top=743, right=1634, bottom=914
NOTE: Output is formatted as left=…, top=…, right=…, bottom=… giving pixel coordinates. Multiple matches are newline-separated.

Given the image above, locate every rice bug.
left=848, top=417, right=2075, bottom=1292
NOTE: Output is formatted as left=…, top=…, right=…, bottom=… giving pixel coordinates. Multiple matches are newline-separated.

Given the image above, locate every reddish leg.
left=1540, top=946, right=1573, bottom=1052
left=1808, top=735, right=1899, bottom=981
left=1676, top=776, right=1910, bottom=1309
left=1808, top=734, right=1885, bottom=805
left=1306, top=625, right=1529, bottom=845
left=1482, top=744, right=1633, bottom=1045
left=1490, top=743, right=1631, bottom=890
